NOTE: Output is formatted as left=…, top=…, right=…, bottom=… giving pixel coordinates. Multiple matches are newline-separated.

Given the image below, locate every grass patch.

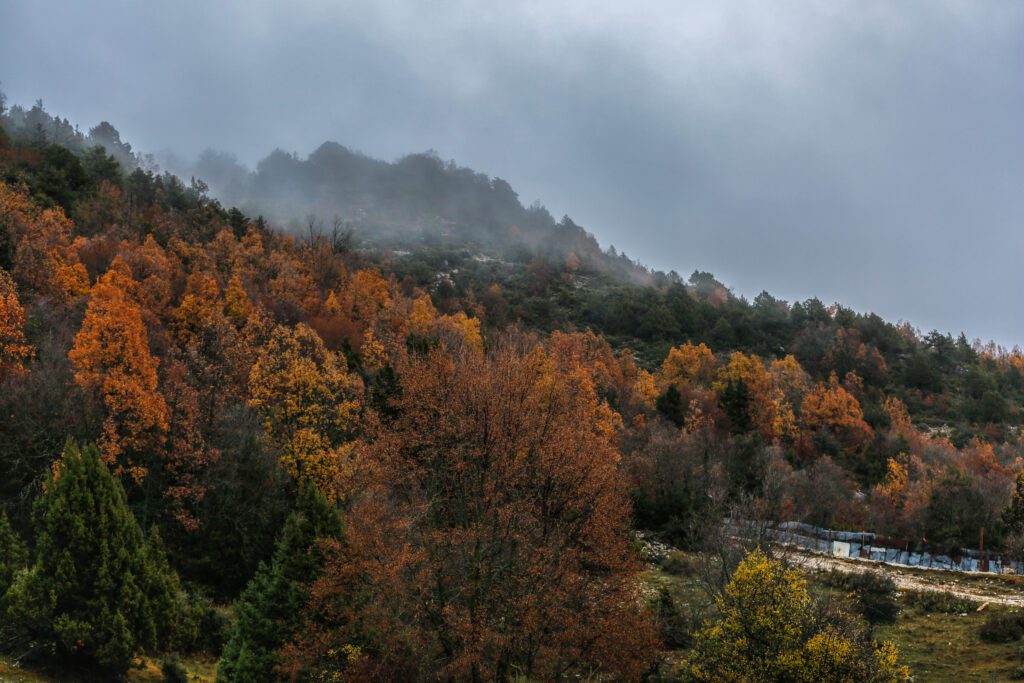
left=875, top=606, right=1022, bottom=681
left=127, top=656, right=217, bottom=683
left=0, top=657, right=55, bottom=682
left=0, top=655, right=216, bottom=683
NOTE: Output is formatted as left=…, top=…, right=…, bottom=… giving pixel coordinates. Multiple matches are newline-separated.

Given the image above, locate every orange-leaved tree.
left=799, top=372, right=874, bottom=456
left=549, top=330, right=657, bottom=419
left=715, top=351, right=797, bottom=442
left=69, top=257, right=169, bottom=481
left=284, top=338, right=657, bottom=681
left=0, top=268, right=32, bottom=378
left=1, top=181, right=89, bottom=302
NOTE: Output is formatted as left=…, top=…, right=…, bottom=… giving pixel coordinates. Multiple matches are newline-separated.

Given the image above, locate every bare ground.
left=783, top=545, right=1024, bottom=608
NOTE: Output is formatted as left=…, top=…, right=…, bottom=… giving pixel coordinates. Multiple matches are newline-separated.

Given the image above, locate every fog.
left=2, top=1, right=1023, bottom=345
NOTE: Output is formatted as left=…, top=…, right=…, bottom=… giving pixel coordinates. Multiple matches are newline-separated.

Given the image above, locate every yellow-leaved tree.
left=689, top=549, right=908, bottom=682
left=661, top=341, right=716, bottom=389
left=223, top=271, right=254, bottom=328
left=248, top=323, right=363, bottom=498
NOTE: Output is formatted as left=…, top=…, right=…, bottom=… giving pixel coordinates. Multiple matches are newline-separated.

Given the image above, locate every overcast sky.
left=2, top=1, right=1023, bottom=345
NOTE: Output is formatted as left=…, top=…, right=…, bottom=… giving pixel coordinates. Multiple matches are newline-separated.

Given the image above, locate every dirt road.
left=785, top=546, right=1024, bottom=608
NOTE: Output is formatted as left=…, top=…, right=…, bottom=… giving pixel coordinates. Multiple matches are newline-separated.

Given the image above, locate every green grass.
left=875, top=607, right=1022, bottom=681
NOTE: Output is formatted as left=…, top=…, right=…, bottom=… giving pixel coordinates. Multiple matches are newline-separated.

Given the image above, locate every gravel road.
left=785, top=546, right=1024, bottom=608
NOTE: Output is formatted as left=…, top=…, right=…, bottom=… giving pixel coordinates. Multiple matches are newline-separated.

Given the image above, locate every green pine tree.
left=0, top=511, right=27, bottom=594
left=141, top=525, right=183, bottom=652
left=217, top=486, right=343, bottom=682
left=4, top=441, right=181, bottom=675
left=0, top=510, right=28, bottom=648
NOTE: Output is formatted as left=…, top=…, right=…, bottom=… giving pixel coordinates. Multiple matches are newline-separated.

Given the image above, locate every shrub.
left=654, top=586, right=698, bottom=649
left=980, top=612, right=1024, bottom=644
left=174, top=590, right=230, bottom=655
left=661, top=551, right=696, bottom=577
left=688, top=550, right=908, bottom=682
left=902, top=589, right=976, bottom=614
left=819, top=570, right=899, bottom=624
left=161, top=654, right=189, bottom=683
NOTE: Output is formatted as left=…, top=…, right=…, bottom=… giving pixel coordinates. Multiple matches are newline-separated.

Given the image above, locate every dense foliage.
left=283, top=340, right=657, bottom=680
left=688, top=550, right=908, bottom=682
left=217, top=487, right=342, bottom=682
left=2, top=441, right=182, bottom=674
left=3, top=94, right=1020, bottom=680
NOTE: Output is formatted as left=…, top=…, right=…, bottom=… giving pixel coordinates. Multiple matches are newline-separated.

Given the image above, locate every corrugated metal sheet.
left=739, top=520, right=1024, bottom=574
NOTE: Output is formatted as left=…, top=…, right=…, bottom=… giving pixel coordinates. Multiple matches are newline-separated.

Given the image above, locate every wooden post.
left=980, top=527, right=988, bottom=572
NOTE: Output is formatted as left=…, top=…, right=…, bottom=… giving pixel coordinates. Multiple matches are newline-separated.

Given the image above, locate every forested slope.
left=1, top=96, right=1021, bottom=680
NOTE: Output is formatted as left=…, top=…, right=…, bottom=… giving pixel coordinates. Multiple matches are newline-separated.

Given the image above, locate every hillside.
left=3, top=96, right=1024, bottom=680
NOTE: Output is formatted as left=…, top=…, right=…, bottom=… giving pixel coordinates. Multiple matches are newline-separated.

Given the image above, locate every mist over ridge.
left=3, top=1, right=1024, bottom=345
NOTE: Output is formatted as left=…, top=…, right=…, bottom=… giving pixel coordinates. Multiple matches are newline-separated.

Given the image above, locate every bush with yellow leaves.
left=688, top=549, right=909, bottom=682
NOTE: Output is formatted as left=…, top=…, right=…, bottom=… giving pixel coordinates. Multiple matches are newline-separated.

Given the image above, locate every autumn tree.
left=689, top=549, right=908, bottom=682
left=435, top=310, right=484, bottom=352
left=715, top=352, right=797, bottom=442
left=348, top=268, right=392, bottom=324
left=0, top=268, right=32, bottom=378
left=549, top=330, right=657, bottom=418
left=877, top=458, right=910, bottom=509
left=799, top=373, right=874, bottom=457
left=286, top=339, right=657, bottom=681
left=407, top=292, right=437, bottom=337
left=0, top=181, right=89, bottom=301
left=69, top=258, right=169, bottom=481
left=770, top=354, right=811, bottom=408
left=661, top=341, right=716, bottom=389
left=402, top=290, right=484, bottom=353
left=117, top=234, right=181, bottom=316
left=248, top=323, right=363, bottom=498
left=224, top=271, right=254, bottom=328
left=171, top=269, right=221, bottom=345
left=266, top=249, right=320, bottom=323
left=824, top=327, right=888, bottom=388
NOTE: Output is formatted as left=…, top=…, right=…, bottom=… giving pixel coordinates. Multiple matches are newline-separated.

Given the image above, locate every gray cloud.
left=2, top=0, right=1023, bottom=344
